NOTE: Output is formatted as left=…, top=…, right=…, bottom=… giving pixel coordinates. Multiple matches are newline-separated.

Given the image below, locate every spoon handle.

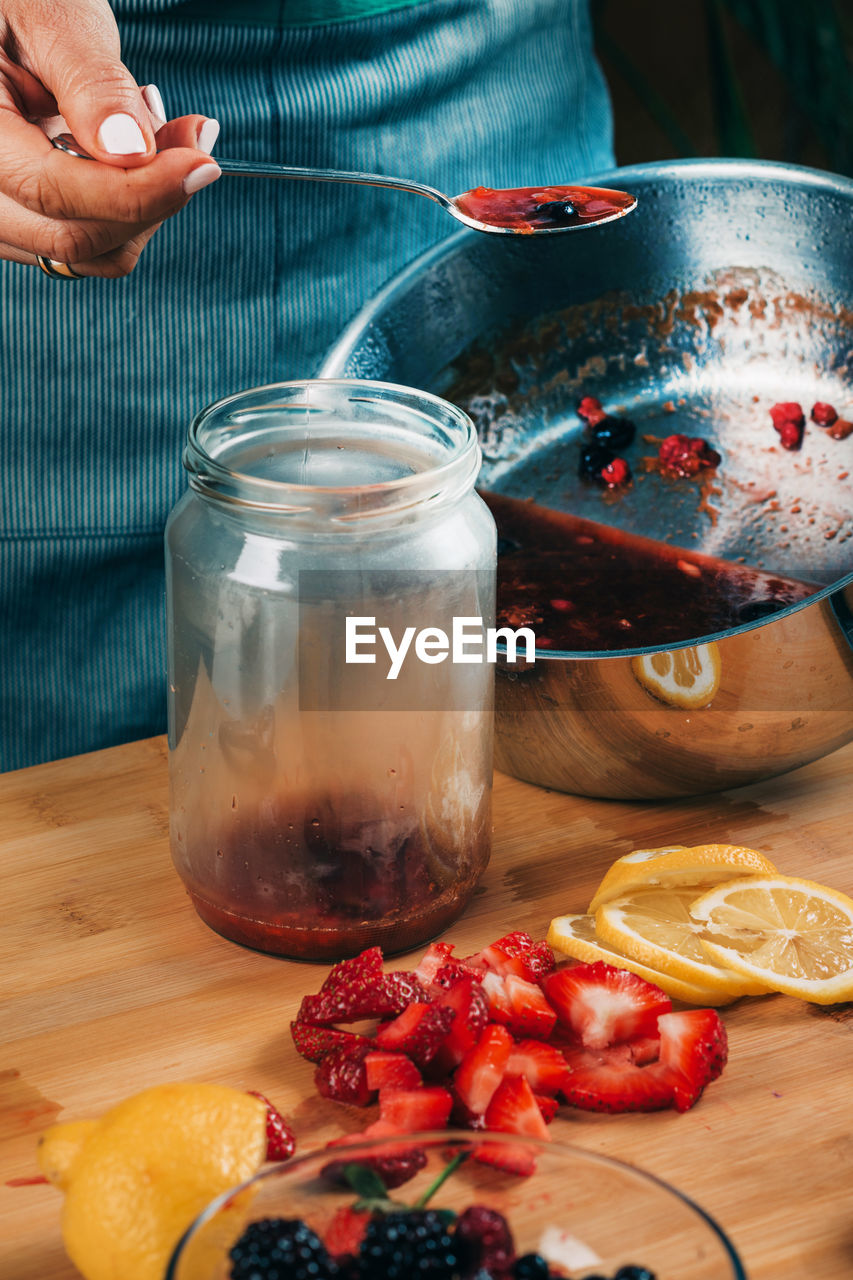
left=213, top=158, right=452, bottom=208
left=48, top=133, right=451, bottom=210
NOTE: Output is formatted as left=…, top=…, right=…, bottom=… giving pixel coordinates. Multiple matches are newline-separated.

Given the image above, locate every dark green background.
left=594, top=0, right=852, bottom=177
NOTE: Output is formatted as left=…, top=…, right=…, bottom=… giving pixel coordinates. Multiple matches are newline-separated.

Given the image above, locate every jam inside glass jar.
left=166, top=381, right=495, bottom=960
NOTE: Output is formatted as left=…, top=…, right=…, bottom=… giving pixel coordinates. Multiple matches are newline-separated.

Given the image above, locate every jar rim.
left=184, top=378, right=480, bottom=520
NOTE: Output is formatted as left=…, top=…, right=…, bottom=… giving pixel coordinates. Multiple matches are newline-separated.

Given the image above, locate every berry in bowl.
left=164, top=1131, right=745, bottom=1279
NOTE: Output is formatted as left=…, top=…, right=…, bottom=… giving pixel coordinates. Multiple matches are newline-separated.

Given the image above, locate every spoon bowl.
left=450, top=181, right=638, bottom=233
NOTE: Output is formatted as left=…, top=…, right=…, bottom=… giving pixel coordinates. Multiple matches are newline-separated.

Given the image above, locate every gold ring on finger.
left=36, top=255, right=83, bottom=280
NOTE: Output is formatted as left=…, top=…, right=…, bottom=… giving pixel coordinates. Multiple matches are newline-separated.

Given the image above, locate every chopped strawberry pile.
left=290, top=936, right=729, bottom=1172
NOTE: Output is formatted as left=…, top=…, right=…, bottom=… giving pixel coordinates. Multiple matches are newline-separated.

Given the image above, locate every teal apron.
left=0, top=0, right=613, bottom=769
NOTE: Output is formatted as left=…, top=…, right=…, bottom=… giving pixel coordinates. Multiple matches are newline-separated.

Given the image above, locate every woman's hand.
left=0, top=0, right=221, bottom=276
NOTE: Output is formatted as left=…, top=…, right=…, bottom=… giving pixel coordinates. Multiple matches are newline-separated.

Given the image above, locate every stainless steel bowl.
left=321, top=159, right=853, bottom=797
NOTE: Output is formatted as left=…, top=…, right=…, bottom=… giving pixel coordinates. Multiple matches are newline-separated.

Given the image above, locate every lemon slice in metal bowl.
left=632, top=642, right=721, bottom=709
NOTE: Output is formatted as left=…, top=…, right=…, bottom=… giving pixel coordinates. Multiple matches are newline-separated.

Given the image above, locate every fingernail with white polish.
left=196, top=118, right=220, bottom=155
left=97, top=112, right=147, bottom=155
left=183, top=163, right=221, bottom=195
left=142, top=84, right=167, bottom=130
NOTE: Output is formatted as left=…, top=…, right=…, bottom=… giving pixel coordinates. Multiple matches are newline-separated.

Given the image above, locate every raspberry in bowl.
left=165, top=1131, right=745, bottom=1280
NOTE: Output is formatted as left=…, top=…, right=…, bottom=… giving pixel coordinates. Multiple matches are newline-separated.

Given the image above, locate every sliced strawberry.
left=320, top=945, right=384, bottom=992
left=298, top=945, right=425, bottom=1024
left=381, top=969, right=431, bottom=1007
left=543, top=961, right=671, bottom=1050
left=314, top=1041, right=374, bottom=1106
left=453, top=1023, right=514, bottom=1116
left=377, top=1085, right=453, bottom=1131
left=473, top=932, right=556, bottom=982
left=321, top=1132, right=428, bottom=1189
left=298, top=968, right=428, bottom=1026
left=432, top=959, right=485, bottom=989
left=561, top=1045, right=674, bottom=1113
left=503, top=973, right=557, bottom=1039
left=473, top=1140, right=537, bottom=1177
left=291, top=1021, right=371, bottom=1064
left=323, top=1206, right=372, bottom=1259
left=246, top=1092, right=296, bottom=1161
left=657, top=1009, right=728, bottom=1112
left=484, top=1074, right=550, bottom=1141
left=448, top=1084, right=487, bottom=1131
left=364, top=1050, right=422, bottom=1092
left=506, top=1040, right=570, bottom=1096
left=534, top=1093, right=559, bottom=1123
left=627, top=1035, right=661, bottom=1066
left=430, top=978, right=490, bottom=1072
left=480, top=970, right=513, bottom=1025
left=374, top=1002, right=455, bottom=1066
left=360, top=1118, right=405, bottom=1139
left=413, top=941, right=455, bottom=986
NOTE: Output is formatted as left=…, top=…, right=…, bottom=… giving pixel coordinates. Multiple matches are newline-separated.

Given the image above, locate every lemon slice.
left=691, top=875, right=853, bottom=1004
left=632, top=642, right=721, bottom=708
left=595, top=887, right=767, bottom=997
left=547, top=912, right=740, bottom=1005
left=588, top=843, right=778, bottom=913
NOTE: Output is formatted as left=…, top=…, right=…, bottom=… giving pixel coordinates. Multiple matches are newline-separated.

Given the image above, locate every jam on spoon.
left=453, top=183, right=638, bottom=233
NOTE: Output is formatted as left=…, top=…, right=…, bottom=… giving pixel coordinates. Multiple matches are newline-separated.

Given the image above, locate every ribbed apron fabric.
left=0, top=0, right=613, bottom=770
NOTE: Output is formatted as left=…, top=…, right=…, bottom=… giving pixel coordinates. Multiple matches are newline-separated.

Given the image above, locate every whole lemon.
left=37, top=1082, right=269, bottom=1280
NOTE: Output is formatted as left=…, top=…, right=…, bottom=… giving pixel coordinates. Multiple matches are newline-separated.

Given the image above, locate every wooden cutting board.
left=2, top=735, right=852, bottom=1280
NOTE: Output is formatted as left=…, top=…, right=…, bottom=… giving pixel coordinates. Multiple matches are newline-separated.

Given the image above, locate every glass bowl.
left=164, top=1129, right=746, bottom=1279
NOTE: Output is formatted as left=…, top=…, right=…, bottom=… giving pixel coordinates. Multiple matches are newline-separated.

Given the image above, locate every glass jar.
left=166, top=380, right=495, bottom=960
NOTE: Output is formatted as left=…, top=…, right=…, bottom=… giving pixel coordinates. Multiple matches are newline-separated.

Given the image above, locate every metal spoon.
left=50, top=133, right=637, bottom=235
